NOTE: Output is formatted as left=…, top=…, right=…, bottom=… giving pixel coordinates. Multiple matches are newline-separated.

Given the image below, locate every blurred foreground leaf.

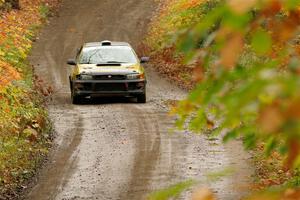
left=148, top=180, right=195, bottom=200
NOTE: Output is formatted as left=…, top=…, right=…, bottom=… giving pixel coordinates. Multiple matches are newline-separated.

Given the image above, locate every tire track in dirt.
left=26, top=107, right=83, bottom=199
left=120, top=105, right=162, bottom=200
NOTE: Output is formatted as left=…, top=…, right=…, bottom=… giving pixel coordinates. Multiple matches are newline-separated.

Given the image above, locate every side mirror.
left=76, top=48, right=81, bottom=55
left=140, top=57, right=150, bottom=63
left=67, top=59, right=76, bottom=66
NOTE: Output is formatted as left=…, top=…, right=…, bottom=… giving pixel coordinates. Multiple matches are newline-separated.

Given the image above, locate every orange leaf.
left=258, top=104, right=283, bottom=133
left=220, top=33, right=244, bottom=69
left=192, top=188, right=216, bottom=200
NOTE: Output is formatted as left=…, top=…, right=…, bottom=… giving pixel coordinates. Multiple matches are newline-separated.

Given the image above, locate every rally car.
left=67, top=40, right=148, bottom=104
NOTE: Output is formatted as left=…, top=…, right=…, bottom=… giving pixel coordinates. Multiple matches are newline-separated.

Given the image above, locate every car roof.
left=83, top=40, right=131, bottom=48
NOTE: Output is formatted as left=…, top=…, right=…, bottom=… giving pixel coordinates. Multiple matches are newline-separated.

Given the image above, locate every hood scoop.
left=96, top=63, right=122, bottom=67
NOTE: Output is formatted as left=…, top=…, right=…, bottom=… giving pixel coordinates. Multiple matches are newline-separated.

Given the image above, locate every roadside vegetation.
left=144, top=0, right=300, bottom=199
left=143, top=0, right=221, bottom=90
left=0, top=0, right=59, bottom=198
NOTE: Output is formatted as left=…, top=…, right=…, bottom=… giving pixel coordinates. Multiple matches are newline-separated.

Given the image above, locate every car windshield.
left=79, top=46, right=138, bottom=64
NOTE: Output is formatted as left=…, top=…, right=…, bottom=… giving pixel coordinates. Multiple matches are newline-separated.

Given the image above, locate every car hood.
left=77, top=63, right=143, bottom=75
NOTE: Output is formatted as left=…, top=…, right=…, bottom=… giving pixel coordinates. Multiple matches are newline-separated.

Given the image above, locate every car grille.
left=93, top=75, right=126, bottom=80
left=94, top=83, right=126, bottom=91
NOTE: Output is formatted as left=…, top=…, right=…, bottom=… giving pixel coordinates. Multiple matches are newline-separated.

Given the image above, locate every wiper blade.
left=96, top=63, right=122, bottom=66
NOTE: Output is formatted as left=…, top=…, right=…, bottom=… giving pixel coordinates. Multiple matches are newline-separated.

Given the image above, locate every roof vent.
left=101, top=40, right=112, bottom=46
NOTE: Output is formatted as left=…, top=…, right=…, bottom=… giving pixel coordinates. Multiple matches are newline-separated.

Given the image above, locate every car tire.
left=69, top=77, right=73, bottom=91
left=71, top=93, right=81, bottom=104
left=137, top=93, right=146, bottom=103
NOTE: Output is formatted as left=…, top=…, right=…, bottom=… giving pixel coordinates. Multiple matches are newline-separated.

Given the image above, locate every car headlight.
left=127, top=73, right=145, bottom=80
left=80, top=74, right=93, bottom=80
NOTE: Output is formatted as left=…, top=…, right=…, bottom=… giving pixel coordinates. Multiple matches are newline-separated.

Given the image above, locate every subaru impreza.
left=67, top=40, right=148, bottom=104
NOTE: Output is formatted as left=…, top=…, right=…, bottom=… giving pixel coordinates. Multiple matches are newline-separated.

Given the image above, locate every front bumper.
left=71, top=79, right=146, bottom=96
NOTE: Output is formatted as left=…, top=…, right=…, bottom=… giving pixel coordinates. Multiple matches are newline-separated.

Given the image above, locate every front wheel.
left=136, top=93, right=146, bottom=103
left=71, top=93, right=81, bottom=104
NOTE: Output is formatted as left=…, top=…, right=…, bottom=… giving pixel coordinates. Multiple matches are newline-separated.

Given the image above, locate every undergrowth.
left=142, top=0, right=221, bottom=90
left=0, top=0, right=59, bottom=198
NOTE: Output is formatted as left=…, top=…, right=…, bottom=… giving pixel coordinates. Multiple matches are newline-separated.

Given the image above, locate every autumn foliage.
left=174, top=0, right=300, bottom=168
left=148, top=0, right=300, bottom=169
left=0, top=0, right=54, bottom=89
left=0, top=0, right=59, bottom=198
left=145, top=0, right=300, bottom=199
left=0, top=60, right=20, bottom=89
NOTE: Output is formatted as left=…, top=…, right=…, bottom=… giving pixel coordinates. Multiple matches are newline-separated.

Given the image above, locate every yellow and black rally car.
left=67, top=40, right=148, bottom=104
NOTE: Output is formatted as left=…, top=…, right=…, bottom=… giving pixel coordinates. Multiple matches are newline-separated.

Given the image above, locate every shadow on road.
left=77, top=96, right=138, bottom=105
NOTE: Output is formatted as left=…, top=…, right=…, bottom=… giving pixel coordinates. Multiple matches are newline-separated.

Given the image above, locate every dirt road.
left=25, top=0, right=253, bottom=199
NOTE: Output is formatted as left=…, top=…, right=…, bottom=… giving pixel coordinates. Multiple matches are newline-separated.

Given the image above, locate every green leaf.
left=264, top=137, right=277, bottom=156
left=251, top=29, right=272, bottom=54
left=243, top=132, right=257, bottom=150
left=178, top=31, right=197, bottom=53
left=223, top=129, right=239, bottom=143
left=284, top=0, right=300, bottom=9
left=279, top=145, right=288, bottom=155
left=222, top=9, right=252, bottom=30
left=206, top=168, right=235, bottom=182
left=148, top=180, right=195, bottom=200
left=189, top=109, right=206, bottom=132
